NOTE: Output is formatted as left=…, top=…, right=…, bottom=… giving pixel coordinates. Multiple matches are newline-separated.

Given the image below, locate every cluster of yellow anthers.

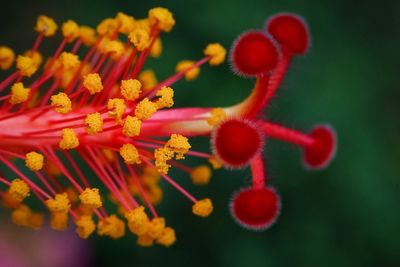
left=0, top=7, right=226, bottom=247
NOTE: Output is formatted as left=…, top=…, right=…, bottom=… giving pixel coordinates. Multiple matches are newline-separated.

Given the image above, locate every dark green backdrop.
left=1, top=0, right=400, bottom=266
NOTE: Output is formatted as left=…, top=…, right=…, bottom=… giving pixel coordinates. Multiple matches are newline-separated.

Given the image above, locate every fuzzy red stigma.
left=303, top=125, right=337, bottom=170
left=230, top=31, right=280, bottom=77
left=212, top=118, right=264, bottom=168
left=230, top=186, right=280, bottom=230
left=266, top=13, right=310, bottom=55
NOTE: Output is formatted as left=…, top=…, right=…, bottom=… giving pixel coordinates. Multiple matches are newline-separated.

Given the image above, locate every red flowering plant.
left=0, top=8, right=336, bottom=247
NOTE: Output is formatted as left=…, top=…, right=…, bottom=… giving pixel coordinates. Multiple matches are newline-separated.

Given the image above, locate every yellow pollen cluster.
left=155, top=86, right=174, bottom=109
left=192, top=198, right=213, bottom=217
left=120, top=79, right=142, bottom=101
left=79, top=188, right=102, bottom=208
left=151, top=38, right=162, bottom=58
left=129, top=28, right=150, bottom=51
left=8, top=178, right=30, bottom=203
left=16, top=55, right=38, bottom=77
left=59, top=128, right=79, bottom=150
left=79, top=26, right=96, bottom=46
left=83, top=73, right=103, bottom=95
left=148, top=7, right=175, bottom=32
left=0, top=46, right=15, bottom=70
left=85, top=112, right=103, bottom=135
left=50, top=211, right=68, bottom=231
left=97, top=214, right=125, bottom=239
left=138, top=70, right=157, bottom=90
left=97, top=18, right=117, bottom=37
left=208, top=156, right=222, bottom=169
left=46, top=193, right=71, bottom=213
left=135, top=98, right=158, bottom=121
left=156, top=227, right=176, bottom=247
left=204, top=43, right=227, bottom=66
left=107, top=98, right=126, bottom=124
left=176, top=60, right=200, bottom=81
left=166, top=134, right=191, bottom=160
left=25, top=151, right=44, bottom=171
left=122, top=115, right=142, bottom=137
left=125, top=206, right=148, bottom=236
left=59, top=52, right=80, bottom=70
left=116, top=12, right=135, bottom=34
left=62, top=20, right=80, bottom=42
left=51, top=92, right=72, bottom=114
left=11, top=204, right=44, bottom=230
left=154, top=147, right=174, bottom=174
left=75, top=215, right=96, bottom=239
left=24, top=50, right=43, bottom=69
left=35, top=15, right=58, bottom=37
left=190, top=165, right=212, bottom=185
left=9, top=82, right=30, bottom=105
left=106, top=40, right=125, bottom=60
left=206, top=107, right=227, bottom=126
left=120, top=143, right=141, bottom=165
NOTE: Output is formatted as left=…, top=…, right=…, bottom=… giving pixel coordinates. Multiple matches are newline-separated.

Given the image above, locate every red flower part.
left=266, top=13, right=310, bottom=55
left=230, top=31, right=280, bottom=77
left=211, top=118, right=264, bottom=168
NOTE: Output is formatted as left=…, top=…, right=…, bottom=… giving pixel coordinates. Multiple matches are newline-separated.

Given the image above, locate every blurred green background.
left=1, top=0, right=400, bottom=266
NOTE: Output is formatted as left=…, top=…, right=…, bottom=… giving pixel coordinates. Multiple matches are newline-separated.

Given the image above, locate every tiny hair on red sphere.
left=211, top=118, right=264, bottom=168
left=230, top=186, right=281, bottom=231
left=230, top=31, right=280, bottom=77
left=303, top=125, right=337, bottom=170
left=266, top=13, right=310, bottom=55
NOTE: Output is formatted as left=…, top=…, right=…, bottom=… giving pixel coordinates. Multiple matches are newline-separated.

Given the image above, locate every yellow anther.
left=129, top=28, right=150, bottom=51
left=11, top=204, right=31, bottom=227
left=59, top=128, right=79, bottom=150
left=125, top=206, right=149, bottom=236
left=137, top=234, right=154, bottom=247
left=51, top=92, right=72, bottom=114
left=138, top=69, right=157, bottom=90
left=97, top=18, right=117, bottom=36
left=47, top=193, right=71, bottom=213
left=62, top=20, right=80, bottom=42
left=28, top=212, right=44, bottom=230
left=75, top=215, right=96, bottom=239
left=208, top=156, right=222, bottom=169
left=147, top=185, right=163, bottom=205
left=50, top=211, right=69, bottom=231
left=79, top=26, right=96, bottom=46
left=85, top=112, right=103, bottom=135
left=9, top=82, right=30, bottom=105
left=154, top=147, right=174, bottom=174
left=83, top=73, right=103, bottom=95
left=16, top=55, right=37, bottom=77
left=120, top=79, right=142, bottom=101
left=155, top=86, right=174, bottom=109
left=206, top=108, right=227, bottom=126
left=97, top=37, right=111, bottom=54
left=204, top=43, right=227, bottom=66
left=148, top=7, right=175, bottom=32
left=24, top=50, right=43, bottom=68
left=150, top=38, right=162, bottom=58
left=0, top=46, right=15, bottom=70
left=147, top=217, right=166, bottom=239
left=166, top=134, right=191, bottom=160
left=190, top=165, right=212, bottom=185
left=97, top=214, right=125, bottom=239
left=106, top=40, right=125, bottom=60
left=135, top=98, right=158, bottom=121
left=119, top=143, right=141, bottom=165
left=122, top=115, right=142, bottom=137
left=115, top=12, right=135, bottom=34
left=176, top=60, right=200, bottom=81
left=25, top=151, right=44, bottom=171
left=133, top=19, right=151, bottom=33
left=156, top=227, right=176, bottom=247
left=35, top=15, right=58, bottom=37
left=79, top=188, right=102, bottom=208
left=59, top=52, right=80, bottom=70
left=192, top=198, right=213, bottom=217
left=107, top=98, right=126, bottom=124
left=8, top=178, right=30, bottom=203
